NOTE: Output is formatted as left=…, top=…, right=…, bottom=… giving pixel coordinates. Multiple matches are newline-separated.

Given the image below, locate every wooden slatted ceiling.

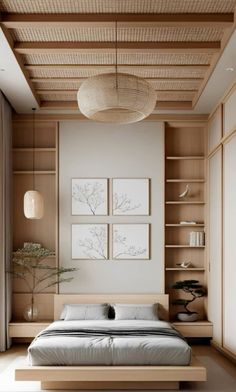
left=0, top=0, right=236, bottom=111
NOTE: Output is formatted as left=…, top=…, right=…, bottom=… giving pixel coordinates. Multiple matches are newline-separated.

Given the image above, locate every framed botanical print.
left=112, top=224, right=150, bottom=260
left=112, top=178, right=150, bottom=215
left=72, top=178, right=108, bottom=215
left=72, top=224, right=108, bottom=260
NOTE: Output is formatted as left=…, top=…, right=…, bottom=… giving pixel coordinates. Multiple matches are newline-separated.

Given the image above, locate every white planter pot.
left=177, top=312, right=198, bottom=322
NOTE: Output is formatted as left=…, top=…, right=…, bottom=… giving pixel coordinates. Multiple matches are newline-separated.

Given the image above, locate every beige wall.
left=59, top=121, right=164, bottom=293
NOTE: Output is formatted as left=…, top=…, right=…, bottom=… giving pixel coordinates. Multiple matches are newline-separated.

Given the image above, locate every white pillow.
left=113, top=303, right=159, bottom=320
left=64, top=304, right=109, bottom=321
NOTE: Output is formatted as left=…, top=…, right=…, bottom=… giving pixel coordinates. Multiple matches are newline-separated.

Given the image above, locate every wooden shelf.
left=172, top=321, right=213, bottom=338
left=166, top=268, right=205, bottom=271
left=13, top=148, right=56, bottom=152
left=166, top=156, right=204, bottom=160
left=13, top=171, right=56, bottom=174
left=165, top=245, right=205, bottom=248
left=165, top=201, right=205, bottom=205
left=165, top=224, right=204, bottom=227
left=9, top=321, right=52, bottom=338
left=166, top=179, right=205, bottom=183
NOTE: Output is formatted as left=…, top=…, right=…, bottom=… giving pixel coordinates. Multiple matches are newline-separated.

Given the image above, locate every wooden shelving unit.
left=165, top=124, right=209, bottom=329
left=12, top=119, right=58, bottom=322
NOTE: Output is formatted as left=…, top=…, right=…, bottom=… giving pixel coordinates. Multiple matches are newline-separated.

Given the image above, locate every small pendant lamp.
left=23, top=108, right=44, bottom=219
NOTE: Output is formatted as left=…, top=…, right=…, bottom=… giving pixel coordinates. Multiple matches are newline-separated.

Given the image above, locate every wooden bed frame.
left=15, top=294, right=207, bottom=390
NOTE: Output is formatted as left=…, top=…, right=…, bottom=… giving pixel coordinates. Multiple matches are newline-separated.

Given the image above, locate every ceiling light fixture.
left=23, top=108, right=44, bottom=219
left=77, top=22, right=156, bottom=124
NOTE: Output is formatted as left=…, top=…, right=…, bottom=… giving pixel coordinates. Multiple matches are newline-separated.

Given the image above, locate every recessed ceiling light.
left=225, top=67, right=234, bottom=72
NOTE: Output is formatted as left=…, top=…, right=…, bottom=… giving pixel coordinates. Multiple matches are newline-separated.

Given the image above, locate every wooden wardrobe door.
left=223, top=134, right=236, bottom=355
left=208, top=148, right=222, bottom=346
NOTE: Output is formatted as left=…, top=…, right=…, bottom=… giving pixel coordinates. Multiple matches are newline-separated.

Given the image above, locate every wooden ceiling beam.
left=156, top=101, right=193, bottom=109
left=40, top=100, right=193, bottom=110
left=31, top=77, right=204, bottom=82
left=2, top=12, right=234, bottom=28
left=36, top=89, right=198, bottom=94
left=25, top=64, right=209, bottom=71
left=15, top=41, right=221, bottom=54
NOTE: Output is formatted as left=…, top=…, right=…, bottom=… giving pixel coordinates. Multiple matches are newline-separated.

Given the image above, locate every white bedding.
left=28, top=320, right=191, bottom=366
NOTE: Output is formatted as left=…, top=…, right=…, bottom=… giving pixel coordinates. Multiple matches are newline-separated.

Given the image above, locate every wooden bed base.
left=15, top=357, right=206, bottom=390
left=15, top=294, right=207, bottom=390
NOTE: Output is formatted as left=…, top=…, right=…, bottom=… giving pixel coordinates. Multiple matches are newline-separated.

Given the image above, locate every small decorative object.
left=180, top=221, right=197, bottom=225
left=172, top=280, right=206, bottom=322
left=112, top=224, right=150, bottom=260
left=189, top=231, right=205, bottom=246
left=176, top=261, right=191, bottom=269
left=23, top=108, right=44, bottom=219
left=112, top=178, right=150, bottom=215
left=11, top=243, right=78, bottom=322
left=77, top=22, right=156, bottom=124
left=72, top=224, right=108, bottom=260
left=179, top=184, right=190, bottom=199
left=72, top=178, right=108, bottom=215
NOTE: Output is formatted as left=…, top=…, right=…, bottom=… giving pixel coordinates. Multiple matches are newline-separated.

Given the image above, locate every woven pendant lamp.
left=23, top=109, right=44, bottom=220
left=77, top=23, right=156, bottom=124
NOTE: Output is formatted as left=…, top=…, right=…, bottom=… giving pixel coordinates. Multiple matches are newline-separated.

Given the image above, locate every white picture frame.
left=112, top=178, right=150, bottom=215
left=72, top=178, right=108, bottom=216
left=72, top=224, right=108, bottom=260
left=112, top=224, right=150, bottom=260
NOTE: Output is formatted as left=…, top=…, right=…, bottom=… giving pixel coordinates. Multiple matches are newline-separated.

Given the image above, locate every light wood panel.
left=41, top=381, right=179, bottom=390
left=223, top=134, right=236, bottom=356
left=173, top=321, right=213, bottom=338
left=9, top=321, right=51, bottom=338
left=1, top=2, right=235, bottom=110
left=165, top=123, right=207, bottom=323
left=12, top=293, right=54, bottom=321
left=12, top=120, right=58, bottom=321
left=223, top=84, right=236, bottom=136
left=2, top=12, right=233, bottom=27
left=54, top=294, right=169, bottom=321
left=208, top=148, right=222, bottom=346
left=208, top=106, right=222, bottom=154
left=15, top=357, right=206, bottom=383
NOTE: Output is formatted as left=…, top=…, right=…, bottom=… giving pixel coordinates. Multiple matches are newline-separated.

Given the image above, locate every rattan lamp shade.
left=24, top=190, right=44, bottom=219
left=77, top=73, right=157, bottom=123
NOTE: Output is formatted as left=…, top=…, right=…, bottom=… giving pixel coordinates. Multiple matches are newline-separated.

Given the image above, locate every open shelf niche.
left=12, top=119, right=58, bottom=322
left=164, top=124, right=208, bottom=323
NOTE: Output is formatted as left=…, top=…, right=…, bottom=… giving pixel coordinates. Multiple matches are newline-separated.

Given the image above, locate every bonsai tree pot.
left=177, top=312, right=198, bottom=322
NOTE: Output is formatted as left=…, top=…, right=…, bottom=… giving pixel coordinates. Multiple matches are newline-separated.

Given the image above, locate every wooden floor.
left=0, top=344, right=236, bottom=391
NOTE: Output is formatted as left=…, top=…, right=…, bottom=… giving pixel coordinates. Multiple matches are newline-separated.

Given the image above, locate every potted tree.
left=11, top=243, right=78, bottom=321
left=172, top=279, right=206, bottom=322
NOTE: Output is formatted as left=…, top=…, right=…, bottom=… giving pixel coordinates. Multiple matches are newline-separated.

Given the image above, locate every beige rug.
left=0, top=355, right=236, bottom=392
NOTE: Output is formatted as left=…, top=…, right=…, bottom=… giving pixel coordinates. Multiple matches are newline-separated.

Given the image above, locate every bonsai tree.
left=11, top=243, right=78, bottom=321
left=172, top=279, right=206, bottom=321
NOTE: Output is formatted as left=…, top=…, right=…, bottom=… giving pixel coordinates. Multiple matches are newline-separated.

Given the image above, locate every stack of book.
left=189, top=231, right=205, bottom=247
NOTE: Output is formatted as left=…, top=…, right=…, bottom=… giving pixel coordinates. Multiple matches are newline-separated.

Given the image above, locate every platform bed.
left=15, top=294, right=207, bottom=390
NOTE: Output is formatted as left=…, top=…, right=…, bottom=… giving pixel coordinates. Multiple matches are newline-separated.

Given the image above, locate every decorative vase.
left=23, top=297, right=39, bottom=322
left=177, top=312, right=198, bottom=322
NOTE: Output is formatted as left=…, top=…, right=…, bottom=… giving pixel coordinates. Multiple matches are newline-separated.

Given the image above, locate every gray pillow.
left=113, top=303, right=159, bottom=320
left=64, top=304, right=109, bottom=321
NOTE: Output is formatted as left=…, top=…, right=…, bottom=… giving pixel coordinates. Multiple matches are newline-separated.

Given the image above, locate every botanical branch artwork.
left=112, top=224, right=150, bottom=260
left=112, top=179, right=150, bottom=215
left=72, top=224, right=108, bottom=260
left=72, top=178, right=108, bottom=215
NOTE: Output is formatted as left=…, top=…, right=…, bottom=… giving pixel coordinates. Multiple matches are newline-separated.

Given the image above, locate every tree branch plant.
left=11, top=243, right=78, bottom=321
left=172, top=279, right=206, bottom=322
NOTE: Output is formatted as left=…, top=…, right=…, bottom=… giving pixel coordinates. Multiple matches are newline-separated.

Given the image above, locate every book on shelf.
left=189, top=231, right=205, bottom=246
